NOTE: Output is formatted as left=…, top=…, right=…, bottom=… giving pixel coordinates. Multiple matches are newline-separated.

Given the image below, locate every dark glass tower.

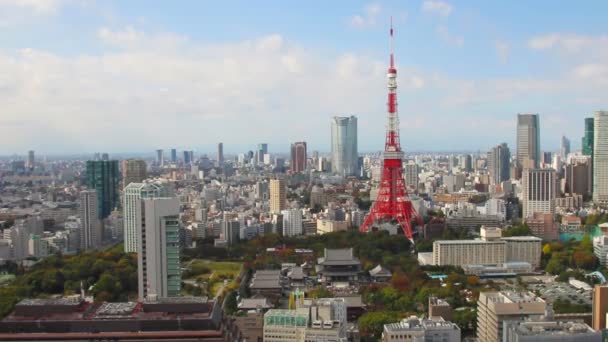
left=86, top=160, right=120, bottom=219
left=582, top=117, right=594, bottom=156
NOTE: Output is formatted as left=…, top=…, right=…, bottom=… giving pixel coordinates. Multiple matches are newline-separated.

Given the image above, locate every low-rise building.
left=382, top=316, right=461, bottom=342
left=504, top=320, right=600, bottom=341
left=593, top=235, right=608, bottom=266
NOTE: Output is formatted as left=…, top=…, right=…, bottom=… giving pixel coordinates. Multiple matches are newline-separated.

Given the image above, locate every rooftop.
left=384, top=316, right=459, bottom=333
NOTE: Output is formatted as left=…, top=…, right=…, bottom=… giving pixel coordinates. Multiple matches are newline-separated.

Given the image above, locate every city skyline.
left=0, top=1, right=607, bottom=154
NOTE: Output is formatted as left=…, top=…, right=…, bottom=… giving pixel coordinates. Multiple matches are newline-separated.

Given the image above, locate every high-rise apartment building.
left=566, top=156, right=592, bottom=197
left=281, top=209, right=303, bottom=237
left=270, top=178, right=286, bottom=214
left=488, top=143, right=511, bottom=185
left=123, top=182, right=167, bottom=253
left=85, top=160, right=120, bottom=219
left=217, top=143, right=224, bottom=166
left=79, top=190, right=102, bottom=250
left=477, top=291, right=546, bottom=342
left=583, top=117, right=594, bottom=156
left=593, top=285, right=608, bottom=330
left=138, top=197, right=181, bottom=300
left=26, top=150, right=35, bottom=169
left=522, top=168, right=556, bottom=219
left=156, top=149, right=164, bottom=166
left=516, top=113, right=541, bottom=170
left=405, top=162, right=419, bottom=190
left=170, top=149, right=177, bottom=163
left=290, top=142, right=307, bottom=173
left=560, top=135, right=571, bottom=160
left=593, top=111, right=608, bottom=204
left=122, top=159, right=147, bottom=188
left=331, top=116, right=358, bottom=177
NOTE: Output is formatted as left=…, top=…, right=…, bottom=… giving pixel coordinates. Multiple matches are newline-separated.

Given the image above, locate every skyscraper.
left=257, top=143, right=268, bottom=163
left=290, top=141, right=307, bottom=173
left=122, top=159, right=147, bottom=188
left=217, top=142, right=224, bottom=166
left=183, top=150, right=191, bottom=165
left=26, top=150, right=35, bottom=169
left=85, top=160, right=120, bottom=219
left=281, top=209, right=303, bottom=237
left=488, top=143, right=511, bottom=185
left=79, top=189, right=102, bottom=250
left=138, top=197, right=181, bottom=300
left=522, top=168, right=556, bottom=219
left=516, top=113, right=541, bottom=170
left=405, top=162, right=419, bottom=190
left=594, top=111, right=608, bottom=204
left=123, top=182, right=167, bottom=253
left=270, top=178, right=286, bottom=214
left=565, top=156, right=592, bottom=197
left=170, top=148, right=177, bottom=163
left=331, top=116, right=358, bottom=177
left=156, top=149, right=164, bottom=166
left=583, top=117, right=594, bottom=156
left=560, top=135, right=570, bottom=160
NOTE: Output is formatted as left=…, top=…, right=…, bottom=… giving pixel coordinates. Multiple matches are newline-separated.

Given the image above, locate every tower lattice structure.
left=360, top=21, right=422, bottom=240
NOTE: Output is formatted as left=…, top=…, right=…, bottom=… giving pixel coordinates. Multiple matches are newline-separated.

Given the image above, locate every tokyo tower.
left=359, top=20, right=422, bottom=240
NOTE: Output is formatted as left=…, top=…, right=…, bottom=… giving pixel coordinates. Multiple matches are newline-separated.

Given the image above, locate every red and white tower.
left=360, top=20, right=422, bottom=240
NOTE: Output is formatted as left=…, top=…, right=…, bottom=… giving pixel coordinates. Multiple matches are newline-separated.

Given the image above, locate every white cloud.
left=528, top=33, right=608, bottom=52
left=348, top=3, right=382, bottom=29
left=437, top=26, right=463, bottom=46
left=3, top=0, right=64, bottom=13
left=422, top=0, right=453, bottom=17
left=495, top=40, right=509, bottom=64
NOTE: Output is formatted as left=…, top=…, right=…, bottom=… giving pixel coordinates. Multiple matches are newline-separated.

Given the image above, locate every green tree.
left=358, top=311, right=400, bottom=339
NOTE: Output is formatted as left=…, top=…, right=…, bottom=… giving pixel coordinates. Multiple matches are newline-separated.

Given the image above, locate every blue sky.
left=1, top=0, right=607, bottom=155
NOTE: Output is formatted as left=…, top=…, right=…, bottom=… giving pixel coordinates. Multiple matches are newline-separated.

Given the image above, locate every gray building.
left=488, top=143, right=511, bottom=185
left=79, top=190, right=101, bottom=251
left=504, top=319, right=600, bottom=342
left=331, top=116, right=358, bottom=177
left=382, top=316, right=460, bottom=342
left=517, top=114, right=541, bottom=170
left=594, top=111, right=608, bottom=204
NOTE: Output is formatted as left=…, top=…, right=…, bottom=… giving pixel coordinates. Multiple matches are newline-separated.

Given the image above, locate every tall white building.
left=281, top=209, right=303, bottom=237
left=560, top=135, right=571, bottom=160
left=522, top=168, right=556, bottom=219
left=79, top=190, right=101, bottom=250
left=331, top=116, right=358, bottom=177
left=123, top=182, right=167, bottom=253
left=138, top=197, right=181, bottom=300
left=594, top=111, right=608, bottom=204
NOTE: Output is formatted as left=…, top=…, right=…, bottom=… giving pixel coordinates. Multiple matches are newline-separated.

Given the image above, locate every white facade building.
left=123, top=182, right=167, bottom=253
left=594, top=111, right=608, bottom=204
left=281, top=209, right=303, bottom=237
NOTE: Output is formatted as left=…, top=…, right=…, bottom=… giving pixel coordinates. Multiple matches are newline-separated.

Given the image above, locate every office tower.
left=594, top=111, right=608, bottom=204
left=565, top=156, right=592, bottom=197
left=9, top=225, right=30, bottom=260
left=487, top=143, right=511, bottom=185
left=522, top=168, right=556, bottom=219
left=516, top=113, right=541, bottom=170
left=217, top=143, right=224, bottom=166
left=477, top=291, right=546, bottom=342
left=331, top=116, right=358, bottom=176
left=290, top=141, right=307, bottom=173
left=463, top=154, right=472, bottom=172
left=593, top=285, right=608, bottom=330
left=79, top=190, right=102, bottom=250
left=542, top=152, right=552, bottom=166
left=221, top=218, right=240, bottom=245
left=405, top=162, right=419, bottom=190
left=85, top=160, right=120, bottom=219
left=28, top=234, right=49, bottom=258
left=101, top=153, right=109, bottom=161
left=123, top=182, right=167, bottom=253
left=170, top=149, right=177, bottom=163
left=583, top=117, right=594, bottom=156
left=156, top=149, right=164, bottom=166
left=26, top=150, right=34, bottom=169
left=122, top=159, right=147, bottom=188
left=138, top=197, right=181, bottom=300
left=270, top=178, right=286, bottom=214
left=281, top=209, right=303, bottom=237
left=183, top=151, right=191, bottom=165
left=560, top=135, right=571, bottom=159
left=257, top=143, right=268, bottom=163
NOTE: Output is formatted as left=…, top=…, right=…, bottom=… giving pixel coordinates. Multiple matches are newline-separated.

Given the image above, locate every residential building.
left=594, top=111, right=608, bottom=204
left=331, top=116, right=358, bottom=177
left=522, top=168, right=556, bottom=219
left=429, top=297, right=452, bottom=322
left=488, top=143, right=511, bottom=185
left=290, top=141, right=307, bottom=173
left=85, top=160, right=120, bottom=219
left=477, top=291, right=546, bottom=342
left=503, top=236, right=543, bottom=268
left=517, top=113, right=541, bottom=170
left=138, top=197, right=181, bottom=300
left=281, top=209, right=302, bottom=237
left=28, top=234, right=49, bottom=258
left=432, top=239, right=506, bottom=267
left=593, top=285, right=608, bottom=330
left=405, top=162, right=419, bottom=190
left=566, top=156, right=592, bottom=197
left=270, top=178, right=286, bottom=214
left=122, top=159, right=147, bottom=187
left=525, top=212, right=558, bottom=241
left=593, top=236, right=608, bottom=267
left=123, top=182, right=167, bottom=253
left=79, top=189, right=102, bottom=250
left=316, top=219, right=347, bottom=234
left=382, top=316, right=461, bottom=342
